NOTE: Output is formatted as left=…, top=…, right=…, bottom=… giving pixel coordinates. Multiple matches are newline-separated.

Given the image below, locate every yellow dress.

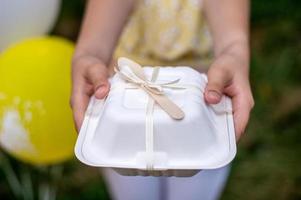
left=114, top=0, right=213, bottom=69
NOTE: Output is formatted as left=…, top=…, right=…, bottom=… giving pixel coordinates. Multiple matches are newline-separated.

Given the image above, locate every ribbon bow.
left=115, top=57, right=185, bottom=120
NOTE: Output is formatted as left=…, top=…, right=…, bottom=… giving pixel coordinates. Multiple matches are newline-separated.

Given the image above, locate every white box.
left=75, top=59, right=236, bottom=177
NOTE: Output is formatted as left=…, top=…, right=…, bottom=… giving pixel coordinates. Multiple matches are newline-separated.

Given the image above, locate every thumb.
left=205, top=64, right=232, bottom=104
left=94, top=81, right=110, bottom=99
left=86, top=62, right=110, bottom=99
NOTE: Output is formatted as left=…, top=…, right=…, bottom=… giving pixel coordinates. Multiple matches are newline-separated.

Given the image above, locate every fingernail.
left=207, top=90, right=221, bottom=101
left=95, top=89, right=105, bottom=99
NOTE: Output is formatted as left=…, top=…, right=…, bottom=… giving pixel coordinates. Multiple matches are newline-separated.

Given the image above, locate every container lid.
left=75, top=59, right=236, bottom=171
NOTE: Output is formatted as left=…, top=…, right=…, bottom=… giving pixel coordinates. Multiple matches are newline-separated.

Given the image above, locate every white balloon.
left=0, top=0, right=61, bottom=51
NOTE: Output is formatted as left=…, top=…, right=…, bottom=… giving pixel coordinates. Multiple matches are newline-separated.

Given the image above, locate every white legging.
left=102, top=165, right=230, bottom=200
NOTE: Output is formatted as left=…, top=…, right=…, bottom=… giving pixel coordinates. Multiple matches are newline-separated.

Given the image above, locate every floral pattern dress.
left=114, top=0, right=213, bottom=69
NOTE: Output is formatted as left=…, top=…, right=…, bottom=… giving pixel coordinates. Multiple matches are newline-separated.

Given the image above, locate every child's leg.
left=166, top=165, right=231, bottom=200
left=101, top=168, right=163, bottom=200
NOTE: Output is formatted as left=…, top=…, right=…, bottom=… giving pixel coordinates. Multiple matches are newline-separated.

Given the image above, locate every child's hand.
left=203, top=0, right=252, bottom=141
left=204, top=54, right=254, bottom=141
left=70, top=56, right=110, bottom=131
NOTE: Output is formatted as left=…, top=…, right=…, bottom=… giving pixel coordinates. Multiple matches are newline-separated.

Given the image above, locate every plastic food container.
left=75, top=58, right=236, bottom=177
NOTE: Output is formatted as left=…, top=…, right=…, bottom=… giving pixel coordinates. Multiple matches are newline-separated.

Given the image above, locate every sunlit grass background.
left=1, top=0, right=301, bottom=199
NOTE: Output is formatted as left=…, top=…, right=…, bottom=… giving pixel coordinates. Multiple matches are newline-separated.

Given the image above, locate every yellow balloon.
left=0, top=36, right=76, bottom=165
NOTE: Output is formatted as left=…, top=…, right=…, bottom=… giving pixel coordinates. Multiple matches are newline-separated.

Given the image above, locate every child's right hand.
left=70, top=55, right=110, bottom=131
left=69, top=0, right=134, bottom=131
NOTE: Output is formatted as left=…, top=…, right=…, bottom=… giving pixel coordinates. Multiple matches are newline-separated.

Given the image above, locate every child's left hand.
left=204, top=53, right=254, bottom=141
left=203, top=0, right=253, bottom=141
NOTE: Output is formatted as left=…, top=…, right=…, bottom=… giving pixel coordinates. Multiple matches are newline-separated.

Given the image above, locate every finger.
left=86, top=62, right=110, bottom=99
left=95, top=83, right=110, bottom=99
left=232, top=95, right=252, bottom=141
left=71, top=90, right=90, bottom=132
left=205, top=63, right=232, bottom=104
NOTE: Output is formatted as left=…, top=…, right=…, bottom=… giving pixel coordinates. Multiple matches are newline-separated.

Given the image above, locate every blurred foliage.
left=1, top=0, right=301, bottom=199
left=222, top=1, right=301, bottom=200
